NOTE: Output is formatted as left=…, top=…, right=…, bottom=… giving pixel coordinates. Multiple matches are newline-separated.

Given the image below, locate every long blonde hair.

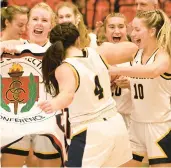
left=136, top=9, right=171, bottom=57
left=55, top=2, right=90, bottom=48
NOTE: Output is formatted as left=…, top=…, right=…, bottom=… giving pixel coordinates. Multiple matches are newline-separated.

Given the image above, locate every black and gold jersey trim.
left=1, top=137, right=23, bottom=149
left=82, top=48, right=88, bottom=57
left=26, top=40, right=49, bottom=48
left=141, top=48, right=159, bottom=65
left=161, top=72, right=171, bottom=80
left=133, top=153, right=144, bottom=162
left=42, top=134, right=64, bottom=166
left=71, top=128, right=87, bottom=139
left=130, top=49, right=141, bottom=66
left=34, top=151, right=60, bottom=159
left=72, top=48, right=88, bottom=58
left=86, top=47, right=108, bottom=69
left=1, top=137, right=29, bottom=156
left=65, top=131, right=87, bottom=167
left=99, top=54, right=109, bottom=69
left=148, top=129, right=171, bottom=165
left=62, top=62, right=80, bottom=92
left=2, top=51, right=44, bottom=58
left=133, top=49, right=140, bottom=59
left=1, top=147, right=29, bottom=156
left=149, top=158, right=171, bottom=165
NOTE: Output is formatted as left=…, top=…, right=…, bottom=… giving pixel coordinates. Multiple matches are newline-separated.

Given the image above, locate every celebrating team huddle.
left=0, top=0, right=171, bottom=167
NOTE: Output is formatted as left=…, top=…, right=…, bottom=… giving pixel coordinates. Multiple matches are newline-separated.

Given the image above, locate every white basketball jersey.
left=112, top=62, right=133, bottom=115
left=64, top=47, right=115, bottom=127
left=23, top=40, right=51, bottom=50
left=88, top=33, right=98, bottom=49
left=130, top=49, right=171, bottom=122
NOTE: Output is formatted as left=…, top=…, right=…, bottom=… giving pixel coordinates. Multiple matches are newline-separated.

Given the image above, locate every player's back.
left=64, top=47, right=115, bottom=126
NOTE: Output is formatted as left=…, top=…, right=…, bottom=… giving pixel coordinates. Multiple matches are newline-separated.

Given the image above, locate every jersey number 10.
left=134, top=84, right=144, bottom=99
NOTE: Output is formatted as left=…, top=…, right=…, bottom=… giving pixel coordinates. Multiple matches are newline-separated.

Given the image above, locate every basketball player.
left=103, top=12, right=133, bottom=129
left=38, top=22, right=138, bottom=167
left=1, top=3, right=64, bottom=167
left=55, top=1, right=97, bottom=49
left=1, top=5, right=28, bottom=42
left=110, top=9, right=171, bottom=167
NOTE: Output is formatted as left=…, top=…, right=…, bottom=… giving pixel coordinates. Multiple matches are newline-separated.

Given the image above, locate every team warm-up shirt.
left=130, top=49, right=171, bottom=122
left=0, top=43, right=66, bottom=161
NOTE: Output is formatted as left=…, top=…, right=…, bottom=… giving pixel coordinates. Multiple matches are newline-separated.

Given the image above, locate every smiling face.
left=105, top=16, right=127, bottom=43
left=57, top=6, right=76, bottom=25
left=6, top=13, right=28, bottom=40
left=131, top=17, right=152, bottom=49
left=27, top=7, right=52, bottom=43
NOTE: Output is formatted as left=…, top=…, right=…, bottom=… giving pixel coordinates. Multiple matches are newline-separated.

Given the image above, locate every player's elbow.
left=150, top=63, right=169, bottom=78
left=66, top=91, right=75, bottom=104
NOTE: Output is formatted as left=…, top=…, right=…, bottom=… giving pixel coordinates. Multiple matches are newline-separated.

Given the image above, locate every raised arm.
left=96, top=41, right=138, bottom=65
left=109, top=50, right=170, bottom=78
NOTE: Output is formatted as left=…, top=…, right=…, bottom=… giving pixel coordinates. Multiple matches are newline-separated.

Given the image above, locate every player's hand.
left=110, top=74, right=120, bottom=91
left=95, top=21, right=103, bottom=28
left=38, top=100, right=56, bottom=113
left=94, top=21, right=104, bottom=34
left=75, top=14, right=81, bottom=27
left=115, top=76, right=130, bottom=89
left=109, top=65, right=120, bottom=91
left=1, top=40, right=24, bottom=55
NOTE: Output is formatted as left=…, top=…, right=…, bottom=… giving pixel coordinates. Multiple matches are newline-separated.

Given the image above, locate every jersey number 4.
left=94, top=75, right=104, bottom=99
